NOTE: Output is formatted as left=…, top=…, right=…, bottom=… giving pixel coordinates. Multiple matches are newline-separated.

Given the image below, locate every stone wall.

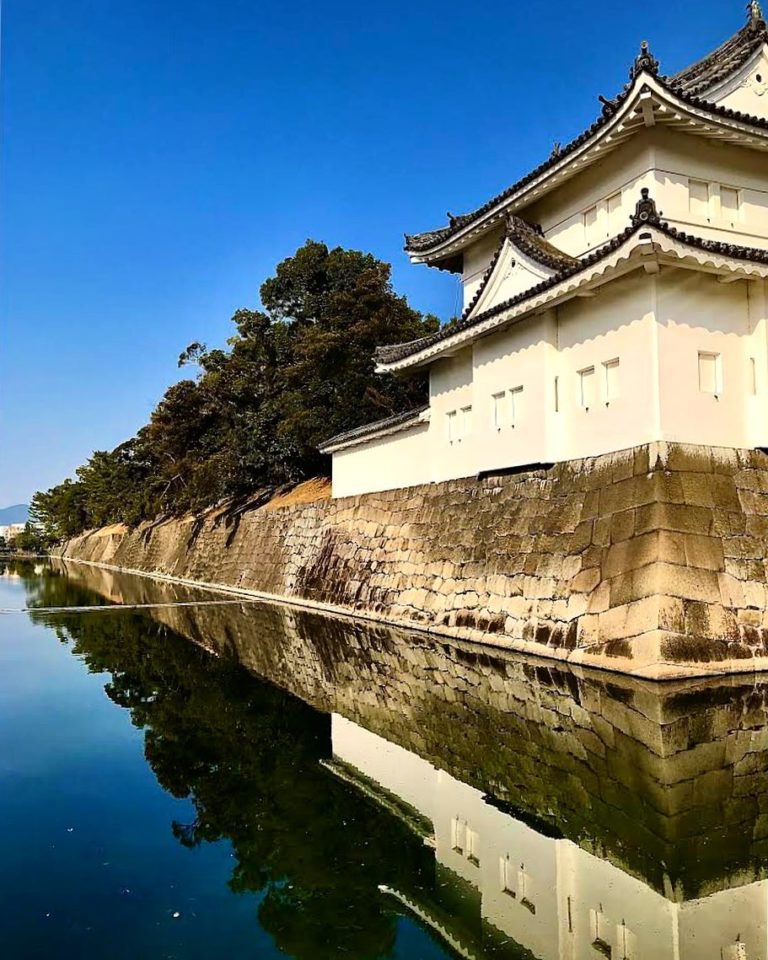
left=45, top=560, right=768, bottom=901
left=57, top=441, right=768, bottom=678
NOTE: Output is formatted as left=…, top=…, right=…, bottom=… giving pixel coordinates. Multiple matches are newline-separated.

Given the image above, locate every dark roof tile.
left=405, top=17, right=768, bottom=259
left=320, top=405, right=429, bottom=451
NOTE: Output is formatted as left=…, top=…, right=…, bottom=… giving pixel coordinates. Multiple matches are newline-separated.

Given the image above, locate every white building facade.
left=332, top=713, right=767, bottom=960
left=322, top=8, right=768, bottom=498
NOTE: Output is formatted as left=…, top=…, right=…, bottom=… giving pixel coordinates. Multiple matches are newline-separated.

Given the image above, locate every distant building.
left=322, top=5, right=768, bottom=497
left=0, top=523, right=27, bottom=544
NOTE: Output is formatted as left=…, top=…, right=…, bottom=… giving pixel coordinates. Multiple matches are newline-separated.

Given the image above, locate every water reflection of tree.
left=1, top=559, right=111, bottom=611
left=49, top=608, right=438, bottom=960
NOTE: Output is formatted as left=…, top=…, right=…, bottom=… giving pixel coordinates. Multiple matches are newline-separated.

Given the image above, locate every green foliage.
left=11, top=522, right=49, bottom=554
left=33, top=240, right=438, bottom=540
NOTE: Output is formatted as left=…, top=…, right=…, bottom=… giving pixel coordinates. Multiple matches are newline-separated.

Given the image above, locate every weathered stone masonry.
left=58, top=441, right=768, bottom=678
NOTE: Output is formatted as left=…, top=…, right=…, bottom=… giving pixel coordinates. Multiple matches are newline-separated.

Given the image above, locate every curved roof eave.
left=382, top=220, right=768, bottom=372
left=405, top=70, right=768, bottom=267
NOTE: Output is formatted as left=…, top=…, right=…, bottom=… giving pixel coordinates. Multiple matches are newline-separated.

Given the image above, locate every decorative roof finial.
left=631, top=187, right=663, bottom=226
left=748, top=0, right=763, bottom=23
left=630, top=40, right=660, bottom=80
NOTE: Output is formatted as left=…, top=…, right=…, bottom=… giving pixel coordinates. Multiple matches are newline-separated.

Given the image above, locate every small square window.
left=465, top=827, right=480, bottom=866
left=451, top=817, right=465, bottom=853
left=509, top=386, right=523, bottom=426
left=579, top=366, right=596, bottom=409
left=446, top=410, right=457, bottom=443
left=698, top=351, right=722, bottom=396
left=721, top=186, right=741, bottom=223
left=689, top=178, right=710, bottom=218
left=492, top=392, right=506, bottom=430
left=460, top=405, right=472, bottom=440
left=606, top=192, right=622, bottom=234
left=603, top=358, right=620, bottom=403
left=584, top=205, right=598, bottom=245
left=722, top=942, right=748, bottom=960
left=500, top=856, right=516, bottom=897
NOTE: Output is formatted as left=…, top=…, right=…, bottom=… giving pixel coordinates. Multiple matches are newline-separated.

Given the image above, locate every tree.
left=30, top=240, right=439, bottom=538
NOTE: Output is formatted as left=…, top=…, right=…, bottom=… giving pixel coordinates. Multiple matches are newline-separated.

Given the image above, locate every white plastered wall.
left=471, top=312, right=555, bottom=475
left=330, top=270, right=768, bottom=496
left=651, top=127, right=768, bottom=249
left=552, top=270, right=660, bottom=462
left=330, top=421, right=431, bottom=499
left=656, top=270, right=768, bottom=448
left=330, top=713, right=768, bottom=960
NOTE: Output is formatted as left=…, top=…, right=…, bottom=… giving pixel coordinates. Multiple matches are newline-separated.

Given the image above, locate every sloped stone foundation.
left=57, top=442, right=768, bottom=678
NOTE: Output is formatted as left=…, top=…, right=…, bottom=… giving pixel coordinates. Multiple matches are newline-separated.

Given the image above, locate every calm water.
left=2, top=560, right=767, bottom=959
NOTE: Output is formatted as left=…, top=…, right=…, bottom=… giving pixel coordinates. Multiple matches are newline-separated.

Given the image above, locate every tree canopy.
left=32, top=241, right=438, bottom=541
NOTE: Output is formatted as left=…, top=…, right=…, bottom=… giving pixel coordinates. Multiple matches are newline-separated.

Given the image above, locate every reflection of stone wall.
left=56, top=441, right=768, bottom=677
left=53, top=561, right=768, bottom=900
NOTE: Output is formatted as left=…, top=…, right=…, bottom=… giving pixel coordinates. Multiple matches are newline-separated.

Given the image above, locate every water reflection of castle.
left=46, top=560, right=768, bottom=959
left=331, top=714, right=759, bottom=960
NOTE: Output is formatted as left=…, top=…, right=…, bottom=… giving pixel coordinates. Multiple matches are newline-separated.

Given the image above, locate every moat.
left=3, top=558, right=768, bottom=959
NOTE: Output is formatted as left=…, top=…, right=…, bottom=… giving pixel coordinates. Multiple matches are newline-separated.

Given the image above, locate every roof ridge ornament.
left=748, top=0, right=763, bottom=24
left=631, top=187, right=664, bottom=226
left=630, top=40, right=660, bottom=80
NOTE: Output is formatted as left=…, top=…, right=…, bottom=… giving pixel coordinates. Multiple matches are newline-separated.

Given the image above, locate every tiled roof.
left=507, top=215, right=580, bottom=271
left=379, top=210, right=768, bottom=367
left=319, top=405, right=429, bottom=452
left=460, top=216, right=577, bottom=324
left=404, top=14, right=768, bottom=259
left=670, top=10, right=767, bottom=96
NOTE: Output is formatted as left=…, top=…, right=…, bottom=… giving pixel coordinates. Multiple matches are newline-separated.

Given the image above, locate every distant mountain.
left=0, top=504, right=29, bottom=525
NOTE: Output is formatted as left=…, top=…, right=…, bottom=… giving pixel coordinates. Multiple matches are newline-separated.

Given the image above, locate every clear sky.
left=0, top=0, right=743, bottom=505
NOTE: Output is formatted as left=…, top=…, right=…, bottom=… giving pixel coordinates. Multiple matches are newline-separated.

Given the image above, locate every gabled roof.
left=506, top=215, right=580, bottom=272
left=379, top=193, right=768, bottom=371
left=671, top=4, right=767, bottom=95
left=405, top=9, right=768, bottom=267
left=319, top=405, right=429, bottom=454
left=461, top=216, right=577, bottom=323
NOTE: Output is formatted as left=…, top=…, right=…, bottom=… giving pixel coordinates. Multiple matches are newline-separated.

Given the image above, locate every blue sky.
left=0, top=0, right=742, bottom=505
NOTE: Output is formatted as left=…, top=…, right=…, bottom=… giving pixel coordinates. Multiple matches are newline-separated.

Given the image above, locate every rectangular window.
left=446, top=410, right=457, bottom=443
left=689, top=178, right=710, bottom=218
left=589, top=909, right=612, bottom=958
left=722, top=943, right=747, bottom=960
left=617, top=922, right=637, bottom=960
left=584, top=204, right=598, bottom=245
left=509, top=386, right=523, bottom=426
left=554, top=376, right=560, bottom=413
left=517, top=867, right=535, bottom=913
left=606, top=192, right=622, bottom=234
left=459, top=405, right=472, bottom=440
left=720, top=185, right=741, bottom=223
left=579, top=366, right=596, bottom=409
left=750, top=356, right=758, bottom=395
left=465, top=827, right=480, bottom=866
left=492, top=391, right=506, bottom=430
left=603, top=358, right=620, bottom=402
left=500, top=857, right=516, bottom=897
left=451, top=817, right=465, bottom=853
left=698, top=351, right=722, bottom=395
